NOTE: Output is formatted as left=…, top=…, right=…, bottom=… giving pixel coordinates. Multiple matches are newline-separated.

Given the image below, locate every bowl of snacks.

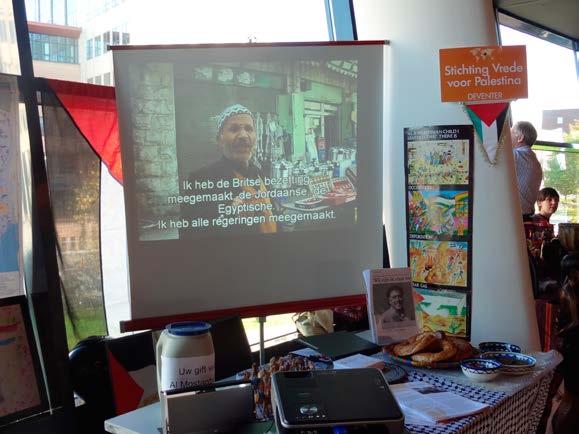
left=460, top=358, right=502, bottom=382
left=237, top=354, right=315, bottom=420
left=481, top=351, right=536, bottom=376
left=383, top=331, right=477, bottom=369
left=479, top=342, right=521, bottom=354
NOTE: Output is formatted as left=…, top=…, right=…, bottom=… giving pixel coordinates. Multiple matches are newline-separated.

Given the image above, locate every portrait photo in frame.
left=0, top=296, right=46, bottom=426
left=364, top=268, right=418, bottom=345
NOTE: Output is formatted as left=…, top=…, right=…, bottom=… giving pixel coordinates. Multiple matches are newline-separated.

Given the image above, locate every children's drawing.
left=409, top=239, right=468, bottom=287
left=408, top=189, right=469, bottom=237
left=407, top=139, right=469, bottom=185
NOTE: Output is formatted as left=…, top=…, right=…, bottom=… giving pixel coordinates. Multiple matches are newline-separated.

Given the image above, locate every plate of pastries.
left=383, top=331, right=477, bottom=368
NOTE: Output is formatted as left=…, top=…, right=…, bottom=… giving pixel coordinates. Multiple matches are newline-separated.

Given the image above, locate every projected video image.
left=128, top=59, right=359, bottom=241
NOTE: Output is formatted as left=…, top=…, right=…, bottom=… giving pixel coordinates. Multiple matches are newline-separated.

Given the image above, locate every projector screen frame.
left=113, top=40, right=387, bottom=332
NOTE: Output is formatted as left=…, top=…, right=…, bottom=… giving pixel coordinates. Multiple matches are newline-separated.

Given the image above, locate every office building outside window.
left=0, top=0, right=20, bottom=74
left=30, top=32, right=78, bottom=63
left=25, top=0, right=77, bottom=26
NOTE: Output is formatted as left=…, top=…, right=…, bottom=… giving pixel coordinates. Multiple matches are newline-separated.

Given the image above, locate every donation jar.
left=156, top=321, right=215, bottom=395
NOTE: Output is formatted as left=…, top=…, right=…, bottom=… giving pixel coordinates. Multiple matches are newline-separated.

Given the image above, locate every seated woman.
left=532, top=187, right=559, bottom=229
left=526, top=188, right=558, bottom=256
left=525, top=187, right=561, bottom=296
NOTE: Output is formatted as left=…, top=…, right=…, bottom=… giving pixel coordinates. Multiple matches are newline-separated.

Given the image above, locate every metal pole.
left=12, top=0, right=73, bottom=412
left=259, top=316, right=266, bottom=365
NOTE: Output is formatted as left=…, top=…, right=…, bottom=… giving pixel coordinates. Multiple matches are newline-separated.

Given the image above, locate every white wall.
left=354, top=0, right=540, bottom=350
left=32, top=60, right=81, bottom=81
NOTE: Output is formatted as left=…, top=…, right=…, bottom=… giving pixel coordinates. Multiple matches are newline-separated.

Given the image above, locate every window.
left=243, top=314, right=298, bottom=351
left=86, top=38, right=93, bottom=60
left=103, top=31, right=111, bottom=51
left=25, top=0, right=76, bottom=25
left=29, top=32, right=78, bottom=64
left=535, top=147, right=578, bottom=224
left=23, top=0, right=340, bottom=349
left=97, top=0, right=333, bottom=341
left=94, top=35, right=102, bottom=57
left=499, top=20, right=578, bottom=225
left=499, top=25, right=579, bottom=145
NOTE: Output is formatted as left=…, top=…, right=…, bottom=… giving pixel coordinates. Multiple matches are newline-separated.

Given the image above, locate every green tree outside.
left=542, top=152, right=578, bottom=223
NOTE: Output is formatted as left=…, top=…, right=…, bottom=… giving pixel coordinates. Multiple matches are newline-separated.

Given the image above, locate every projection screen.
left=113, top=41, right=385, bottom=327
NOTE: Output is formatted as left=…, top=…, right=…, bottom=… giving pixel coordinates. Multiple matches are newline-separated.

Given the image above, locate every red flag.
left=107, top=350, right=144, bottom=415
left=46, top=79, right=123, bottom=183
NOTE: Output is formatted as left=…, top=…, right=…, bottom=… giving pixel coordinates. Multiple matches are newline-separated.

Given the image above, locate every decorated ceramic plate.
left=481, top=351, right=536, bottom=375
left=478, top=341, right=521, bottom=353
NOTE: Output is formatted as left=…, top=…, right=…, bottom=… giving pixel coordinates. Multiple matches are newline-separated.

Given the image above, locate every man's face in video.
left=218, top=114, right=256, bottom=166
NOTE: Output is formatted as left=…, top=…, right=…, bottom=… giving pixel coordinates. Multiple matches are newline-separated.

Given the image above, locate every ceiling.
left=495, top=0, right=579, bottom=42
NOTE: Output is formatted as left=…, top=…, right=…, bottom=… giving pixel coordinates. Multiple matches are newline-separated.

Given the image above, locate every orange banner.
left=439, top=45, right=527, bottom=103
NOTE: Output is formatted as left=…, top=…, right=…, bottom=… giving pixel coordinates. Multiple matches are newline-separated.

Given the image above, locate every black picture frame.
left=0, top=295, right=47, bottom=427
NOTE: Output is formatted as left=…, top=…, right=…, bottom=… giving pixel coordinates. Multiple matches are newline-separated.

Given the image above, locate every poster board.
left=0, top=296, right=46, bottom=426
left=404, top=125, right=474, bottom=338
left=0, top=75, right=23, bottom=298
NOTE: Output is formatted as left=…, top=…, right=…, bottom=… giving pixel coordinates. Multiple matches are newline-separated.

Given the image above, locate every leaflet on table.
left=333, top=353, right=385, bottom=370
left=363, top=268, right=418, bottom=345
left=290, top=347, right=322, bottom=357
left=389, top=381, right=488, bottom=423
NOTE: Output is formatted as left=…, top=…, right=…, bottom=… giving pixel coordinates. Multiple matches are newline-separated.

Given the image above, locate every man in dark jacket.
left=182, top=104, right=277, bottom=236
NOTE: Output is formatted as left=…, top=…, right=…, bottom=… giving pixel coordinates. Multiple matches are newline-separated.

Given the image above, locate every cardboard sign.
left=440, top=46, right=527, bottom=103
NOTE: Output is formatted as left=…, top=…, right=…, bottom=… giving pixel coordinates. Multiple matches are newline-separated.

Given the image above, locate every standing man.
left=511, top=121, right=543, bottom=218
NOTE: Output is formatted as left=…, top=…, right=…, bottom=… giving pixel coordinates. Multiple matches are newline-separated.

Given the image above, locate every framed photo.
left=0, top=296, right=46, bottom=426
left=364, top=268, right=418, bottom=345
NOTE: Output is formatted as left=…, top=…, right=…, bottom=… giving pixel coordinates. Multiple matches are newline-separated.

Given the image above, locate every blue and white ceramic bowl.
left=481, top=351, right=536, bottom=376
left=479, top=341, right=521, bottom=354
left=460, top=358, right=502, bottom=382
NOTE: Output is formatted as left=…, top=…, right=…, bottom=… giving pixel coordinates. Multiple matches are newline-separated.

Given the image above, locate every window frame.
left=29, top=32, right=79, bottom=64
left=497, top=9, right=579, bottom=153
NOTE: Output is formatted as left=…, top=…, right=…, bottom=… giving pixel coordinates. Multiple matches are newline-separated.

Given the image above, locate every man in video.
left=183, top=104, right=277, bottom=235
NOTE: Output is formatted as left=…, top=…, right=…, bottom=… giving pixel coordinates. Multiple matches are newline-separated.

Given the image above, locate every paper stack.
left=389, top=381, right=489, bottom=424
